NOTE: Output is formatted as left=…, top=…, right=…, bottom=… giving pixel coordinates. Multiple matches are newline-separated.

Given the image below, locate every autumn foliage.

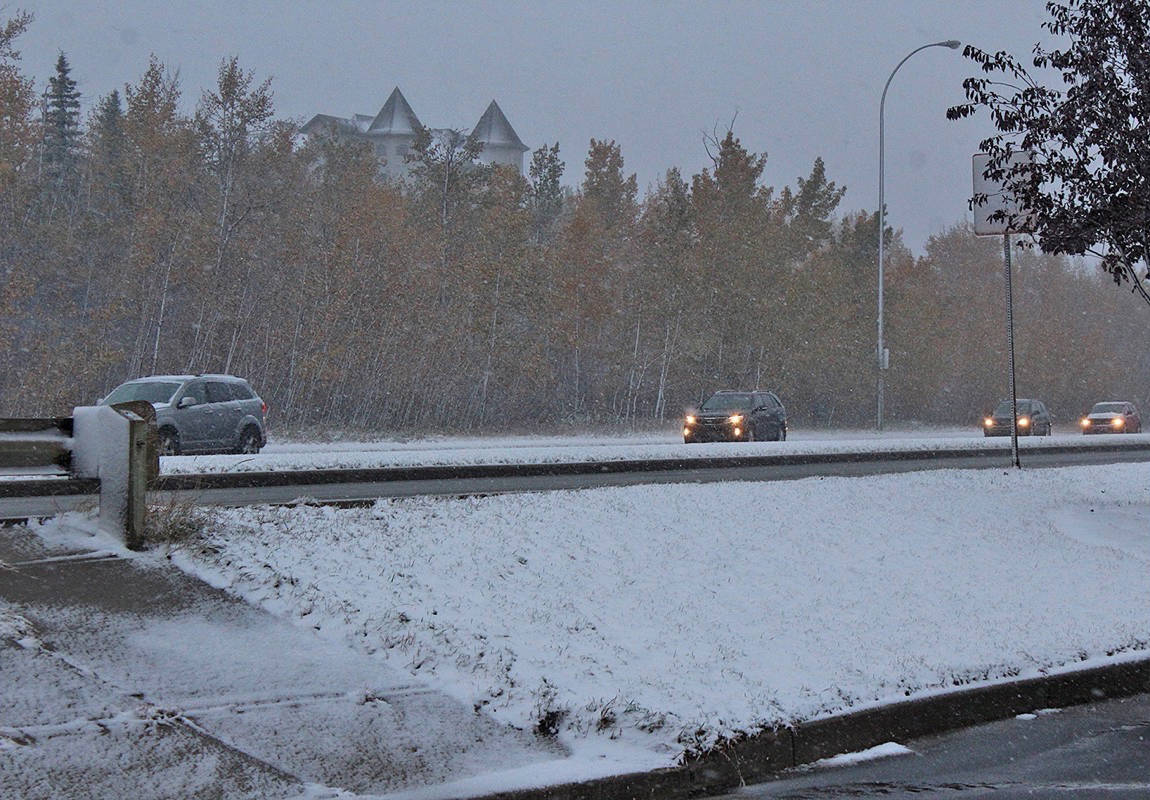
left=1, top=19, right=1145, bottom=433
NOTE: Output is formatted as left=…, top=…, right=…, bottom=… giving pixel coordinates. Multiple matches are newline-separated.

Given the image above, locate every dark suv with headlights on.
left=1080, top=401, right=1141, bottom=434
left=982, top=398, right=1052, bottom=437
left=683, top=390, right=787, bottom=443
left=101, top=374, right=268, bottom=455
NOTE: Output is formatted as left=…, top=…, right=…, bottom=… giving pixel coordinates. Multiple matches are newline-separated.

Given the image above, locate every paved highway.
left=719, top=693, right=1150, bottom=799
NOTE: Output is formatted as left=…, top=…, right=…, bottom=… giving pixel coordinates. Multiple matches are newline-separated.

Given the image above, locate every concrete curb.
left=474, top=656, right=1150, bottom=800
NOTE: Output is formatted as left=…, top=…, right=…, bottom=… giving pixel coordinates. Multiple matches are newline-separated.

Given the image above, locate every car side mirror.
left=177, top=396, right=197, bottom=409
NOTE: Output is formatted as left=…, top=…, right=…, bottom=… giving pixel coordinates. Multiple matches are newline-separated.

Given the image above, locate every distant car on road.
left=1080, top=401, right=1141, bottom=434
left=982, top=398, right=1052, bottom=437
left=683, top=390, right=787, bottom=443
left=101, top=374, right=267, bottom=455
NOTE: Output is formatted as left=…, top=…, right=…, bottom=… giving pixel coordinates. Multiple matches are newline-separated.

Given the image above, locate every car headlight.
left=1112, top=417, right=1124, bottom=427
left=984, top=418, right=994, bottom=427
left=728, top=414, right=743, bottom=424
left=685, top=415, right=696, bottom=425
left=682, top=427, right=691, bottom=437
left=1018, top=417, right=1029, bottom=427
left=1081, top=418, right=1090, bottom=427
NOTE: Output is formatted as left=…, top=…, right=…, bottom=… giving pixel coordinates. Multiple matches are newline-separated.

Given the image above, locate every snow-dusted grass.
left=161, top=428, right=1150, bottom=475
left=174, top=463, right=1150, bottom=766
left=0, top=602, right=38, bottom=649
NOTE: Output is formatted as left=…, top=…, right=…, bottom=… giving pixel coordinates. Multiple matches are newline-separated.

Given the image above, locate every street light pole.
left=877, top=39, right=961, bottom=430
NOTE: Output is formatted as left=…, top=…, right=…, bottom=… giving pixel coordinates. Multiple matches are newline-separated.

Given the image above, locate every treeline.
left=1, top=17, right=1146, bottom=432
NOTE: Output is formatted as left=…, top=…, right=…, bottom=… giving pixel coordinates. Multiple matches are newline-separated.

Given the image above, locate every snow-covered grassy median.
left=173, top=463, right=1150, bottom=766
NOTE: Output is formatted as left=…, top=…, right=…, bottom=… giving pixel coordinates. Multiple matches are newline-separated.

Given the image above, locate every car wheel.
left=158, top=428, right=180, bottom=456
left=237, top=427, right=262, bottom=455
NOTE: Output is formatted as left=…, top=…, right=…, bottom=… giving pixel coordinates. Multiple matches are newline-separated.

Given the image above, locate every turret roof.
left=369, top=87, right=422, bottom=135
left=471, top=100, right=528, bottom=151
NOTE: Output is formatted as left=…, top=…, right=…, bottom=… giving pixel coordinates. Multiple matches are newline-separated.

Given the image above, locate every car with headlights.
left=981, top=398, right=1052, bottom=437
left=1080, top=401, right=1141, bottom=434
left=683, top=390, right=787, bottom=443
left=101, top=374, right=268, bottom=455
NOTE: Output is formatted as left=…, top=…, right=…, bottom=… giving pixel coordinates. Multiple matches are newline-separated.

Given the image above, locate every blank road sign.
left=972, top=152, right=1034, bottom=236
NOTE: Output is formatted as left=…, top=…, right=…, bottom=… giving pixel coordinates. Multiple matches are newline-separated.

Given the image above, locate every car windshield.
left=103, top=381, right=182, bottom=405
left=1091, top=403, right=1125, bottom=414
left=701, top=393, right=753, bottom=411
left=993, top=400, right=1032, bottom=416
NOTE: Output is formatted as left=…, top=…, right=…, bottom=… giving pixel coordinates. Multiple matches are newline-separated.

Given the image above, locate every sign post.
left=972, top=152, right=1033, bottom=469
left=1002, top=232, right=1020, bottom=468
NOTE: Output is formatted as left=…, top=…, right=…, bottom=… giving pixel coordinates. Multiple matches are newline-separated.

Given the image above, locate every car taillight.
left=261, top=401, right=268, bottom=416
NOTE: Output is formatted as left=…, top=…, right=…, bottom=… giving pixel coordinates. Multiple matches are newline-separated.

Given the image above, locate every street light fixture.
left=876, top=39, right=961, bottom=430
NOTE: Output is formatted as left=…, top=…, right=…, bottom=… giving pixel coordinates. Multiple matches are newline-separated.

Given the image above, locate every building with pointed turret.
left=302, top=87, right=529, bottom=179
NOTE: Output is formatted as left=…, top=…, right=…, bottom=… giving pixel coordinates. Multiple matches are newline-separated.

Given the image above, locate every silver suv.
left=101, top=374, right=268, bottom=455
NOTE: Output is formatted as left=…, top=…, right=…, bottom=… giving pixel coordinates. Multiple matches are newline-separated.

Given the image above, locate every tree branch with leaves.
left=947, top=0, right=1150, bottom=306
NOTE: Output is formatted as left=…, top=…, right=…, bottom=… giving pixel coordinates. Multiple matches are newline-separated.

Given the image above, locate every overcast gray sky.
left=12, top=0, right=1056, bottom=254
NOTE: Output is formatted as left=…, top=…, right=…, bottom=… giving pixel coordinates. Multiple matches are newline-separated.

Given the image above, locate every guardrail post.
left=110, top=400, right=159, bottom=483
left=124, top=412, right=148, bottom=550
left=73, top=404, right=154, bottom=550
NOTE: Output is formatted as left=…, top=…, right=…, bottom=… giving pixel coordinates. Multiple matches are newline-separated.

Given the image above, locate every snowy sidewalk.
left=0, top=524, right=561, bottom=799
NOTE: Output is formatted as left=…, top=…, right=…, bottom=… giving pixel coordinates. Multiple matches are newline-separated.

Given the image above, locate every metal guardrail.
left=5, top=425, right=1148, bottom=519
left=150, top=438, right=1150, bottom=506
left=0, top=418, right=73, bottom=469
left=0, top=408, right=154, bottom=549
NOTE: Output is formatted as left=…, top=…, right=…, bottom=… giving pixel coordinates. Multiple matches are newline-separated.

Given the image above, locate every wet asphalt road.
left=720, top=692, right=1150, bottom=799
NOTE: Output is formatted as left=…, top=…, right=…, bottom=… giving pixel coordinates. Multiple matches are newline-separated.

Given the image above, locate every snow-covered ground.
left=170, top=461, right=1150, bottom=773
left=161, top=427, right=1150, bottom=474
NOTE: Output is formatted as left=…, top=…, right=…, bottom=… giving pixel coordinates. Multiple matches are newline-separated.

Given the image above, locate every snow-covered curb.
left=812, top=741, right=914, bottom=768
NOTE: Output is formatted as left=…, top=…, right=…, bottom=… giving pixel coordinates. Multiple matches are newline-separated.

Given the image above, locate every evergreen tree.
left=43, top=51, right=81, bottom=179
left=689, top=131, right=776, bottom=388
left=88, top=89, right=129, bottom=205
left=527, top=142, right=564, bottom=243
left=696, top=130, right=770, bottom=222
left=581, top=139, right=637, bottom=231
left=779, top=156, right=846, bottom=264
